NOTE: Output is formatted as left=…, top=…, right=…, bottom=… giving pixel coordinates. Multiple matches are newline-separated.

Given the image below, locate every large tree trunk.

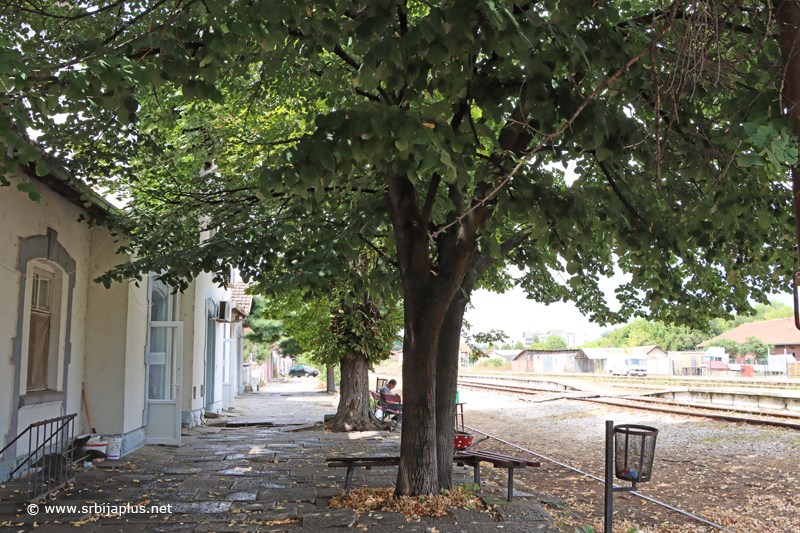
left=385, top=165, right=486, bottom=496
left=326, top=365, right=336, bottom=393
left=434, top=292, right=468, bottom=490
left=778, top=0, right=800, bottom=264
left=395, top=289, right=448, bottom=495
left=328, top=352, right=383, bottom=432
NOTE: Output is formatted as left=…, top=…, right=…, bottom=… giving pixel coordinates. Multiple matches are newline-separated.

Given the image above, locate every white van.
left=608, top=358, right=647, bottom=376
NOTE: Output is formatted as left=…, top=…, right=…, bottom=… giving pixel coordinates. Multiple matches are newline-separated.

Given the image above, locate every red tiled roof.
left=231, top=282, right=254, bottom=316
left=699, top=318, right=800, bottom=347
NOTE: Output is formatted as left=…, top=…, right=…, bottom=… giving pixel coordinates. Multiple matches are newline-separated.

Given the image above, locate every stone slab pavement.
left=0, top=379, right=566, bottom=532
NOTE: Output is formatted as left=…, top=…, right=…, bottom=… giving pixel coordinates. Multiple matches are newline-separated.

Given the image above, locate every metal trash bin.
left=613, top=424, right=658, bottom=484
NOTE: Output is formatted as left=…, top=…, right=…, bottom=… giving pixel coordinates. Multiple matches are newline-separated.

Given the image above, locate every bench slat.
left=457, top=450, right=540, bottom=468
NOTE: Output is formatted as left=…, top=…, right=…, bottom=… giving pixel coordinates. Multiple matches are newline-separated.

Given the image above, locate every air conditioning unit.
left=217, top=300, right=232, bottom=322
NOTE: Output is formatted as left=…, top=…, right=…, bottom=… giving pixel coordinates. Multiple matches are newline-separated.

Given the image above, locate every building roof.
left=639, top=345, right=666, bottom=354
left=511, top=349, right=581, bottom=362
left=7, top=136, right=119, bottom=219
left=579, top=346, right=668, bottom=360
left=230, top=282, right=254, bottom=316
left=494, top=349, right=524, bottom=357
left=699, top=318, right=800, bottom=347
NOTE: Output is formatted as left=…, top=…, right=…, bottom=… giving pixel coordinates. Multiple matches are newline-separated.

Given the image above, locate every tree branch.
left=421, top=172, right=442, bottom=230
left=333, top=44, right=361, bottom=70
left=597, top=160, right=647, bottom=223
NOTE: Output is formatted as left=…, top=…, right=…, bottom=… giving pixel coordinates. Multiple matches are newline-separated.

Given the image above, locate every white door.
left=145, top=321, right=183, bottom=446
left=222, top=338, right=234, bottom=408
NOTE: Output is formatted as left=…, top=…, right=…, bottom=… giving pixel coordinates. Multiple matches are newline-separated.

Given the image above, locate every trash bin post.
left=605, top=421, right=659, bottom=533
left=604, top=420, right=614, bottom=533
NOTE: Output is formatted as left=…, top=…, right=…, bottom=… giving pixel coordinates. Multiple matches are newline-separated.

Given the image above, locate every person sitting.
left=379, top=379, right=402, bottom=425
left=378, top=379, right=396, bottom=398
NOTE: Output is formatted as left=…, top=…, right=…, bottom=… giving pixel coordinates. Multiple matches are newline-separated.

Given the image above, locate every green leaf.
left=318, top=149, right=335, bottom=172
left=35, top=161, right=48, bottom=176
left=419, top=148, right=439, bottom=172
left=426, top=44, right=449, bottom=65
left=737, top=154, right=765, bottom=167
left=566, top=261, right=579, bottom=275
left=595, top=147, right=612, bottom=161
left=371, top=40, right=393, bottom=60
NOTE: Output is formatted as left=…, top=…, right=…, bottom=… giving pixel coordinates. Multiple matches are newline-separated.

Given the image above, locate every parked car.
left=289, top=365, right=319, bottom=377
left=608, top=358, right=647, bottom=376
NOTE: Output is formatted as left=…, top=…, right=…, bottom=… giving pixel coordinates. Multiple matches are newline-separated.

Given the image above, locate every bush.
left=476, top=358, right=505, bottom=368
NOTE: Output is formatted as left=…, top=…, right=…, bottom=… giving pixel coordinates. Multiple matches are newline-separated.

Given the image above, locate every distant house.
left=699, top=318, right=800, bottom=358
left=511, top=350, right=579, bottom=373
left=457, top=343, right=470, bottom=367
left=493, top=350, right=524, bottom=363
left=390, top=349, right=403, bottom=365
left=576, top=346, right=669, bottom=375
left=669, top=346, right=731, bottom=376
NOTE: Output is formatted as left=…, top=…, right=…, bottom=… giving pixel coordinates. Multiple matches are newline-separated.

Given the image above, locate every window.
left=25, top=265, right=63, bottom=393
left=148, top=277, right=178, bottom=400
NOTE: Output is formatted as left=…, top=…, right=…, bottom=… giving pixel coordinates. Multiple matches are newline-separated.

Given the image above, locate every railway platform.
left=0, top=380, right=565, bottom=533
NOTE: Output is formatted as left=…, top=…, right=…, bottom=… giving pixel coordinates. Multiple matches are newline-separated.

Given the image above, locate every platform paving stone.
left=11, top=524, right=101, bottom=533
left=168, top=501, right=232, bottom=513
left=435, top=524, right=559, bottom=533
left=194, top=524, right=265, bottom=532
left=209, top=491, right=258, bottom=501
left=494, top=500, right=552, bottom=523
left=450, top=508, right=496, bottom=523
left=0, top=382, right=580, bottom=533
left=301, top=508, right=356, bottom=528
left=229, top=501, right=277, bottom=511
left=95, top=525, right=148, bottom=533
left=229, top=479, right=290, bottom=491
left=136, top=491, right=199, bottom=502
left=141, top=524, right=197, bottom=533
left=358, top=511, right=409, bottom=525
left=240, top=503, right=300, bottom=520
left=256, top=488, right=316, bottom=502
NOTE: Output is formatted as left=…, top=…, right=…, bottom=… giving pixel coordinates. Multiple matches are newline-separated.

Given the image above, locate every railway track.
left=454, top=379, right=800, bottom=430
left=460, top=372, right=800, bottom=391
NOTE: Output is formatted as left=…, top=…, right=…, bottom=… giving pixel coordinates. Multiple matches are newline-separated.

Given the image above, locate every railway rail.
left=455, top=379, right=800, bottom=430
left=462, top=424, right=733, bottom=532
left=460, top=371, right=800, bottom=391
left=376, top=370, right=800, bottom=429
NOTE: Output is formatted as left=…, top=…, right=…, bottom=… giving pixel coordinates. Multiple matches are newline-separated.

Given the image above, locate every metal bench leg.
left=344, top=466, right=354, bottom=494
left=473, top=462, right=481, bottom=486
left=507, top=467, right=514, bottom=501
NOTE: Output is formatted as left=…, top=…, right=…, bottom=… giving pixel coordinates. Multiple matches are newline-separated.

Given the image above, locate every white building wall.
left=1, top=181, right=91, bottom=449
left=84, top=226, right=148, bottom=445
left=1, top=174, right=155, bottom=477
left=179, top=269, right=232, bottom=426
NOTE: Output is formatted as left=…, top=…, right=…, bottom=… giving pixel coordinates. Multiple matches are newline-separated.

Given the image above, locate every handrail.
left=0, top=413, right=77, bottom=503
left=0, top=414, right=75, bottom=458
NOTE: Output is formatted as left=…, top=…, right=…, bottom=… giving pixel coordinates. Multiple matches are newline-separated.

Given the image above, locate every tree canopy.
left=3, top=0, right=796, bottom=324
left=4, top=0, right=800, bottom=495
left=260, top=289, right=402, bottom=370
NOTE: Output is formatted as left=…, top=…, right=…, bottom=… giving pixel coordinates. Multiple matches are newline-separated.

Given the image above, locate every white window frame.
left=19, top=260, right=68, bottom=395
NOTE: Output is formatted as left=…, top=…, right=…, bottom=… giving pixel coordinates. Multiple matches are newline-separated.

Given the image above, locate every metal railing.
left=0, top=413, right=76, bottom=503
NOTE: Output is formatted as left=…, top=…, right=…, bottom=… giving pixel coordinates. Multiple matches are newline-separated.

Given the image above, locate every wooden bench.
left=368, top=390, right=402, bottom=431
left=456, top=450, right=540, bottom=501
left=326, top=455, right=401, bottom=493
left=326, top=450, right=539, bottom=501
